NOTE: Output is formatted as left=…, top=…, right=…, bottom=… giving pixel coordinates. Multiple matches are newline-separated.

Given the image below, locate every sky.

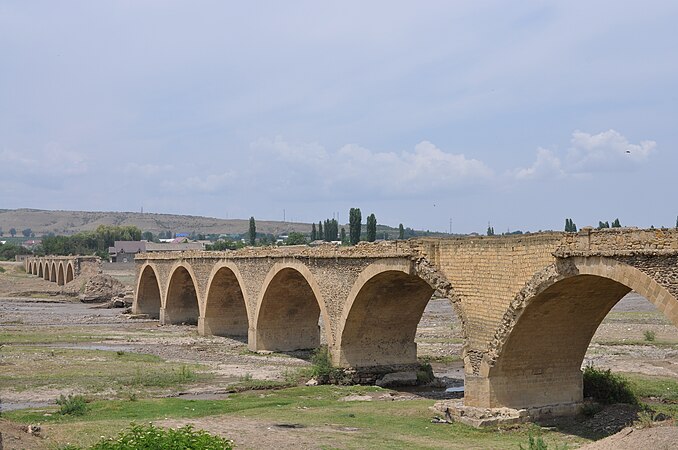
left=1, top=1, right=677, bottom=234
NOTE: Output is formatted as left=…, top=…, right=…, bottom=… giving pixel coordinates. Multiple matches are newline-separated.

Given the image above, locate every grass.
left=0, top=345, right=210, bottom=394
left=4, top=386, right=589, bottom=449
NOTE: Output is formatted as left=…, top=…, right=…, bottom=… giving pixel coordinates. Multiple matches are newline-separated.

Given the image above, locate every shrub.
left=309, top=346, right=349, bottom=384
left=519, top=432, right=548, bottom=450
left=583, top=365, right=637, bottom=405
left=56, top=394, right=88, bottom=416
left=416, top=362, right=434, bottom=384
left=66, top=423, right=233, bottom=449
left=0, top=266, right=5, bottom=273
left=643, top=330, right=656, bottom=342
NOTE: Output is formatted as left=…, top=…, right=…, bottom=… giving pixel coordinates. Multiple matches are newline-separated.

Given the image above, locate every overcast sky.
left=1, top=1, right=676, bottom=233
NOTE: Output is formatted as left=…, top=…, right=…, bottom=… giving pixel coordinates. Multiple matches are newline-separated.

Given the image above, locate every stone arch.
left=163, top=263, right=201, bottom=325
left=38, top=261, right=44, bottom=278
left=475, top=257, right=678, bottom=409
left=43, top=261, right=50, bottom=280
left=57, top=262, right=65, bottom=286
left=250, top=262, right=331, bottom=352
left=134, top=264, right=162, bottom=319
left=50, top=262, right=57, bottom=282
left=335, top=260, right=435, bottom=369
left=65, top=262, right=74, bottom=284
left=202, top=263, right=249, bottom=337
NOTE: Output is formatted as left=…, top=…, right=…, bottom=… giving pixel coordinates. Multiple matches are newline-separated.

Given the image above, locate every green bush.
left=56, top=394, right=88, bottom=416
left=309, top=346, right=350, bottom=384
left=416, top=362, right=434, bottom=384
left=63, top=423, right=233, bottom=450
left=583, top=365, right=637, bottom=405
left=519, top=432, right=548, bottom=450
left=643, top=330, right=656, bottom=342
left=0, top=266, right=5, bottom=273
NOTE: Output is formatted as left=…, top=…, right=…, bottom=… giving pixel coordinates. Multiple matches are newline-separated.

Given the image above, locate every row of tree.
left=0, top=227, right=34, bottom=238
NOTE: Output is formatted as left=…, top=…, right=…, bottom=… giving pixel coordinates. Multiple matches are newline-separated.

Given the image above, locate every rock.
left=375, top=371, right=417, bottom=387
left=305, top=378, right=318, bottom=386
left=80, top=275, right=127, bottom=303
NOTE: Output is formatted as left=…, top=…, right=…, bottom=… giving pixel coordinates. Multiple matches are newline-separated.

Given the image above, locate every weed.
left=519, top=432, right=548, bottom=450
left=582, top=365, right=637, bottom=405
left=68, top=423, right=233, bottom=449
left=0, top=267, right=5, bottom=273
left=309, top=346, right=349, bottom=384
left=635, top=409, right=655, bottom=428
left=56, top=394, right=88, bottom=416
left=416, top=362, right=435, bottom=384
left=239, top=373, right=253, bottom=382
left=128, top=393, right=137, bottom=402
left=643, top=330, right=656, bottom=342
left=116, top=350, right=125, bottom=356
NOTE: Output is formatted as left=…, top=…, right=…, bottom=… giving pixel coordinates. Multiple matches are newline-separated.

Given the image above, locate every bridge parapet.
left=556, top=227, right=678, bottom=256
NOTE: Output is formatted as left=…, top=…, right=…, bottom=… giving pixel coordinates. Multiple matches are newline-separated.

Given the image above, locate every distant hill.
left=0, top=209, right=314, bottom=237
left=0, top=208, right=453, bottom=239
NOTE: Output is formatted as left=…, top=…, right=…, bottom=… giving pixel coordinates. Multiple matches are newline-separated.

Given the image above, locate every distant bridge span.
left=24, top=256, right=99, bottom=286
left=133, top=228, right=678, bottom=419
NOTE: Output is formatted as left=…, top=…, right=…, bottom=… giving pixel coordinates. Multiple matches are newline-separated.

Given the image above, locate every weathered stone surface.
left=375, top=371, right=418, bottom=387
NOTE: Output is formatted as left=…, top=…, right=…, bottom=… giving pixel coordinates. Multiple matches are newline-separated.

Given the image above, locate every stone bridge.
left=132, top=228, right=678, bottom=420
left=24, top=256, right=99, bottom=286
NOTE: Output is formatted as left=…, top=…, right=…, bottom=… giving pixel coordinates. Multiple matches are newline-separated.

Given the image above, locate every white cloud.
left=566, top=129, right=655, bottom=173
left=514, top=130, right=655, bottom=180
left=246, top=138, right=493, bottom=197
left=513, top=147, right=563, bottom=180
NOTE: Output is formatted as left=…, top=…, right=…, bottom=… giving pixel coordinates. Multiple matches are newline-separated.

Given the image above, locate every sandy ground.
left=1, top=261, right=678, bottom=448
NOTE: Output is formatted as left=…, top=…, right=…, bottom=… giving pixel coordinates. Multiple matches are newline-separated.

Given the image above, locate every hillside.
left=0, top=209, right=314, bottom=237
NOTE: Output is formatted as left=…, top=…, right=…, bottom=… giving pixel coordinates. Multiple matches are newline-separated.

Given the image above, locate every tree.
left=611, top=218, right=621, bottom=228
left=598, top=221, right=610, bottom=229
left=487, top=224, right=495, bottom=236
left=311, top=223, right=317, bottom=241
left=22, top=228, right=32, bottom=238
left=565, top=218, right=577, bottom=232
left=0, top=227, right=3, bottom=236
left=285, top=232, right=307, bottom=245
left=676, top=216, right=678, bottom=230
left=248, top=217, right=256, bottom=246
left=142, top=231, right=154, bottom=241
left=349, top=208, right=361, bottom=245
left=318, top=221, right=323, bottom=240
left=398, top=223, right=405, bottom=240
left=9, top=228, right=16, bottom=237
left=340, top=227, right=347, bottom=244
left=366, top=214, right=377, bottom=242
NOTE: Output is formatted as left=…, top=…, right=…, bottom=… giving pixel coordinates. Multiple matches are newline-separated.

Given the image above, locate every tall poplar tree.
left=248, top=217, right=256, bottom=246
left=349, top=208, right=361, bottom=245
left=366, top=214, right=377, bottom=242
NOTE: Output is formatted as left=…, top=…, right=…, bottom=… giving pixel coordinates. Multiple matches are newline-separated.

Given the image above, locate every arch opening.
left=57, top=263, right=65, bottom=286
left=50, top=262, right=57, bottom=282
left=135, top=265, right=161, bottom=319
left=165, top=266, right=199, bottom=325
left=204, top=267, right=248, bottom=337
left=253, top=268, right=321, bottom=352
left=481, top=274, right=636, bottom=409
left=338, top=270, right=435, bottom=370
left=65, top=263, right=74, bottom=284
left=41, top=262, right=47, bottom=280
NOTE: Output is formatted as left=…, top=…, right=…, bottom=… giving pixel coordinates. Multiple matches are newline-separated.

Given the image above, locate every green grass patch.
left=0, top=328, right=117, bottom=345
left=5, top=386, right=587, bottom=449
left=0, top=345, right=209, bottom=393
left=602, top=311, right=672, bottom=325
left=625, top=373, right=678, bottom=403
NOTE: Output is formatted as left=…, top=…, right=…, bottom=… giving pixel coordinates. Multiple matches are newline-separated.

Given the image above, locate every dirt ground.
left=1, top=260, right=678, bottom=448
